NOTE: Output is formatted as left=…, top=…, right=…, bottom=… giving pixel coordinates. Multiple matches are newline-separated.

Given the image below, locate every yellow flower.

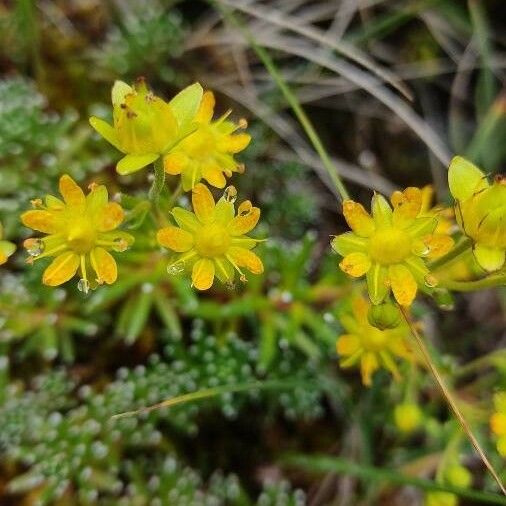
left=448, top=156, right=506, bottom=272
left=332, top=188, right=454, bottom=306
left=164, top=91, right=251, bottom=191
left=490, top=391, right=506, bottom=457
left=336, top=296, right=412, bottom=386
left=394, top=403, right=423, bottom=433
left=89, top=79, right=203, bottom=175
left=0, top=222, right=16, bottom=265
left=21, top=175, right=134, bottom=292
left=157, top=183, right=263, bottom=290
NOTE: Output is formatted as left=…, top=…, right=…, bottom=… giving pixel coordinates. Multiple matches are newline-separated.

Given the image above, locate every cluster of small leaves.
left=0, top=78, right=74, bottom=189
left=0, top=272, right=102, bottom=362
left=90, top=2, right=184, bottom=84
left=0, top=338, right=312, bottom=505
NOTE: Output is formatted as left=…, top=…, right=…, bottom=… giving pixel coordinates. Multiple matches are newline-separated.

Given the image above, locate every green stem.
left=283, top=454, right=506, bottom=504
left=214, top=1, right=350, bottom=205
left=429, top=237, right=473, bottom=271
left=400, top=307, right=506, bottom=496
left=111, top=379, right=316, bottom=419
left=148, top=157, right=165, bottom=205
left=438, top=273, right=506, bottom=292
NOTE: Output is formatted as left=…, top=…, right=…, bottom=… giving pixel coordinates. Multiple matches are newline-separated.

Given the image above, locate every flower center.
left=361, top=326, right=389, bottom=351
left=66, top=219, right=96, bottom=254
left=184, top=127, right=216, bottom=159
left=195, top=223, right=230, bottom=258
left=369, top=228, right=411, bottom=264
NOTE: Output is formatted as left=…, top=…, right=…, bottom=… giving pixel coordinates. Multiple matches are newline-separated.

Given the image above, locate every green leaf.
left=283, top=454, right=506, bottom=505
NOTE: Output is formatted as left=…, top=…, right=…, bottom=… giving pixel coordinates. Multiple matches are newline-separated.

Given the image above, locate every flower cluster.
left=332, top=187, right=454, bottom=307
left=89, top=79, right=250, bottom=189
left=17, top=79, right=258, bottom=292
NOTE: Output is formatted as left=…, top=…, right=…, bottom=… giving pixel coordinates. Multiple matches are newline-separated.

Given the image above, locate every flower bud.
left=445, top=464, right=472, bottom=489
left=394, top=403, right=422, bottom=433
left=368, top=302, right=401, bottom=330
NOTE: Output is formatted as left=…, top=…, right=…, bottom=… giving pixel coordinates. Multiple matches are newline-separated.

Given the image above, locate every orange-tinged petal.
left=227, top=246, right=264, bottom=274
left=220, top=133, right=251, bottom=153
left=163, top=152, right=187, bottom=175
left=157, top=226, right=194, bottom=252
left=90, top=247, right=117, bottom=284
left=424, top=233, right=454, bottom=259
left=96, top=202, right=124, bottom=232
left=192, top=258, right=215, bottom=290
left=21, top=210, right=59, bottom=234
left=336, top=334, right=360, bottom=356
left=196, top=91, right=215, bottom=123
left=389, top=264, right=417, bottom=306
left=342, top=200, right=375, bottom=237
left=59, top=175, right=85, bottom=207
left=202, top=164, right=227, bottom=188
left=339, top=252, right=371, bottom=278
left=42, top=252, right=80, bottom=286
left=228, top=203, right=260, bottom=236
left=391, top=187, right=422, bottom=225
left=192, top=183, right=215, bottom=223
left=361, top=352, right=379, bottom=386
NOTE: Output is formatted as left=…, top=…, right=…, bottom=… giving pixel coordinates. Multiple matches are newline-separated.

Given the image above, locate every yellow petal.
left=90, top=247, right=117, bottom=284
left=163, top=152, right=188, bottom=175
left=342, top=200, right=375, bottom=237
left=196, top=90, right=215, bottom=123
left=59, top=175, right=85, bottom=207
left=0, top=240, right=15, bottom=265
left=351, top=296, right=369, bottom=321
left=157, top=226, right=194, bottom=252
left=42, top=252, right=80, bottom=286
left=339, top=252, right=371, bottom=278
left=21, top=210, right=59, bottom=234
left=361, top=352, right=379, bottom=386
left=227, top=246, right=264, bottom=274
left=202, top=164, right=227, bottom=188
left=391, top=187, right=422, bottom=226
left=192, top=183, right=215, bottom=223
left=336, top=334, right=360, bottom=356
left=389, top=264, right=417, bottom=306
left=192, top=258, right=215, bottom=290
left=228, top=203, right=260, bottom=236
left=424, top=233, right=454, bottom=259
left=221, top=133, right=251, bottom=153
left=98, top=202, right=124, bottom=232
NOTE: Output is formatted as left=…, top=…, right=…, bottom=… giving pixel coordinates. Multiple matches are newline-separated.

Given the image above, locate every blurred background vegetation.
left=0, top=0, right=505, bottom=505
